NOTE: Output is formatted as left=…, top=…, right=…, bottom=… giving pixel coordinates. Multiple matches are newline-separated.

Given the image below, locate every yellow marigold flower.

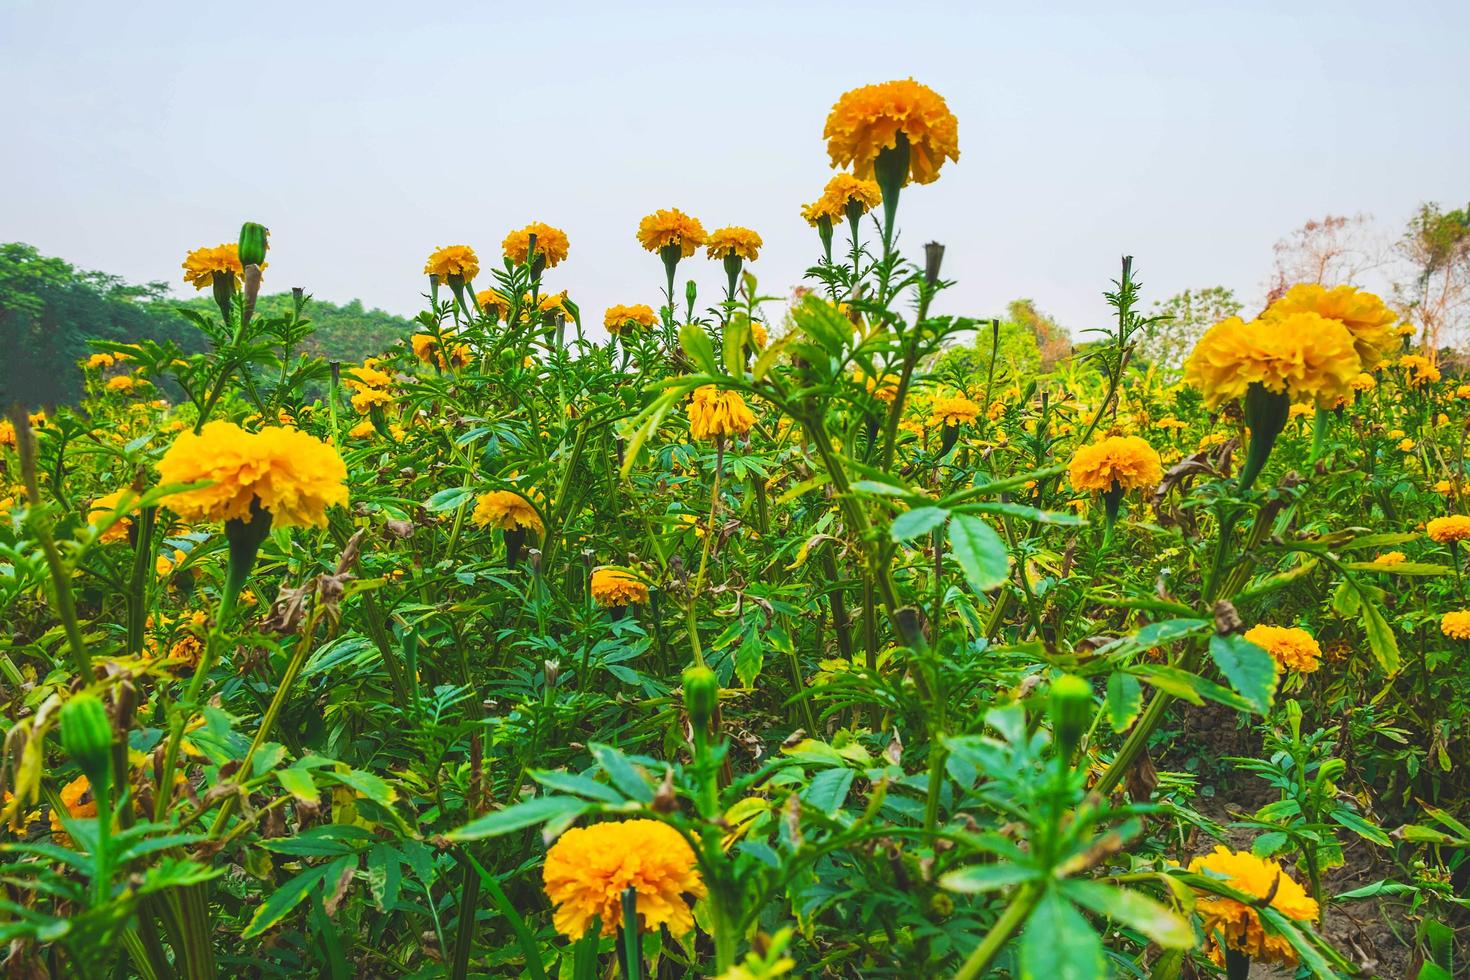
left=1155, top=416, right=1188, bottom=430
left=350, top=388, right=393, bottom=413
left=706, top=226, right=763, bottom=262
left=1398, top=438, right=1416, bottom=452
left=411, top=333, right=471, bottom=369
left=476, top=289, right=510, bottom=322
left=345, top=364, right=394, bottom=392
left=1440, top=610, right=1470, bottom=639
left=824, top=78, right=960, bottom=185
left=106, top=375, right=136, bottom=393
left=1399, top=354, right=1440, bottom=386
left=168, top=634, right=203, bottom=670
left=181, top=243, right=244, bottom=290
left=88, top=490, right=133, bottom=544
left=929, top=394, right=980, bottom=428
left=819, top=173, right=883, bottom=217
left=749, top=321, right=768, bottom=348
left=1187, top=845, right=1318, bottom=967
left=347, top=419, right=375, bottom=439
left=1288, top=403, right=1313, bottom=420
left=1433, top=480, right=1453, bottom=494
left=1426, top=515, right=1470, bottom=543
left=86, top=352, right=115, bottom=369
left=423, top=244, right=479, bottom=282
left=604, top=303, right=658, bottom=334
left=800, top=198, right=840, bottom=226
left=689, top=386, right=756, bottom=441
left=157, top=422, right=348, bottom=529
left=590, top=568, right=649, bottom=607
left=1244, top=624, right=1321, bottom=673
left=501, top=222, right=569, bottom=268
left=156, top=548, right=187, bottom=578
left=1183, top=314, right=1360, bottom=409
left=1457, top=384, right=1470, bottom=399
left=862, top=372, right=900, bottom=402
left=1067, top=436, right=1163, bottom=493
left=1264, top=283, right=1398, bottom=370
left=636, top=209, right=707, bottom=257
left=1372, top=551, right=1407, bottom=566
left=471, top=490, right=542, bottom=533
left=542, top=819, right=704, bottom=939
left=50, top=775, right=98, bottom=837
left=1350, top=372, right=1376, bottom=392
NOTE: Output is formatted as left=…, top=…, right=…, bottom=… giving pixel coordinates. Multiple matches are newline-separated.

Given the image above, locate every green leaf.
left=1105, top=672, right=1143, bottom=732
left=365, top=843, right=402, bottom=912
left=939, top=862, right=1039, bottom=894
left=891, top=506, right=949, bottom=542
left=1063, top=880, right=1193, bottom=949
left=1328, top=808, right=1391, bottom=847
left=529, top=770, right=626, bottom=804
left=241, top=854, right=353, bottom=938
left=590, top=743, right=655, bottom=802
left=801, top=768, right=854, bottom=813
left=1208, top=634, right=1276, bottom=713
left=327, top=768, right=397, bottom=807
left=964, top=501, right=1088, bottom=526
left=1020, top=888, right=1105, bottom=979
left=1358, top=597, right=1400, bottom=674
left=425, top=486, right=474, bottom=512
left=678, top=322, right=720, bottom=376
left=446, top=796, right=587, bottom=842
left=1344, top=561, right=1447, bottom=576
left=734, top=629, right=764, bottom=688
left=948, top=513, right=1009, bottom=593
left=276, top=768, right=319, bottom=805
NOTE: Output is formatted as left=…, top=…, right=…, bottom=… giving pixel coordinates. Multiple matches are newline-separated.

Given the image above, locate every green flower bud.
left=1049, top=674, right=1093, bottom=760
left=238, top=222, right=269, bottom=266
left=682, top=665, right=718, bottom=730
left=60, top=692, right=113, bottom=785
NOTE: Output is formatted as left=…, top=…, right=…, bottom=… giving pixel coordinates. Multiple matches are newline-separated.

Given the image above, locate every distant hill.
left=0, top=242, right=414, bottom=408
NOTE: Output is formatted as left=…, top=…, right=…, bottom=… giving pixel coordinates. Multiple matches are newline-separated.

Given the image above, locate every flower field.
left=3, top=79, right=1468, bottom=978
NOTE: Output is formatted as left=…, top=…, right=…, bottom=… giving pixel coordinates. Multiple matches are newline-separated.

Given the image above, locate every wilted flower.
left=1187, top=845, right=1319, bottom=967
left=1243, top=624, right=1321, bottom=673
left=590, top=568, right=649, bottom=607
left=542, top=819, right=704, bottom=939
left=689, top=386, right=755, bottom=441
left=823, top=78, right=960, bottom=185
left=157, top=422, right=348, bottom=529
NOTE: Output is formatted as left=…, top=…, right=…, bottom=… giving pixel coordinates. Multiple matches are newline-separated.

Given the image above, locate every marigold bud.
left=682, top=666, right=718, bottom=730
left=60, top=692, right=113, bottom=785
left=238, top=222, right=269, bottom=266
left=1049, top=674, right=1092, bottom=759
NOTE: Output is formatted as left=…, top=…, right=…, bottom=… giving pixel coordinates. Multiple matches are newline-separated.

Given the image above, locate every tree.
left=1394, top=202, right=1470, bottom=352
left=1139, top=286, right=1243, bottom=373
left=1005, top=298, right=1071, bottom=370
left=1265, top=214, right=1387, bottom=303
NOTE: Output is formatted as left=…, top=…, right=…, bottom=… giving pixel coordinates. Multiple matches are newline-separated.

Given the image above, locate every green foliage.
left=1139, top=285, right=1243, bottom=373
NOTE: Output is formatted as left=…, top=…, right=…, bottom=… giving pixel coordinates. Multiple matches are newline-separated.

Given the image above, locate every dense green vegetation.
left=0, top=243, right=414, bottom=407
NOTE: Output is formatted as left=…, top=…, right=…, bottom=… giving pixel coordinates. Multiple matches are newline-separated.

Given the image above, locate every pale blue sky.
left=3, top=1, right=1466, bottom=337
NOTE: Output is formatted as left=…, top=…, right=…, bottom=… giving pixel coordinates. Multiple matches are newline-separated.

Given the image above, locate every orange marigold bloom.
left=471, top=490, right=542, bottom=533
left=476, top=289, right=511, bottom=322
left=423, top=244, right=479, bottom=282
left=50, top=775, right=97, bottom=838
left=706, top=226, right=763, bottom=262
left=1399, top=354, right=1441, bottom=386
left=86, top=352, right=116, bottom=369
left=542, top=819, right=704, bottom=939
left=929, top=394, right=980, bottom=428
left=344, top=363, right=394, bottom=392
left=1264, top=284, right=1398, bottom=370
left=1183, top=314, right=1361, bottom=409
left=157, top=422, right=348, bottom=529
left=502, top=222, right=570, bottom=268
left=688, top=386, right=755, bottom=441
left=1427, top=515, right=1470, bottom=543
left=819, top=173, right=883, bottom=217
left=749, top=321, right=768, bottom=349
left=604, top=304, right=657, bottom=334
left=1068, top=436, right=1163, bottom=493
left=182, top=243, right=244, bottom=289
left=350, top=387, right=393, bottom=413
left=106, top=375, right=137, bottom=393
left=1187, top=845, right=1319, bottom=967
left=1372, top=551, right=1407, bottom=566
left=411, top=332, right=471, bottom=369
left=590, top=568, right=649, bottom=607
left=1440, top=610, right=1470, bottom=639
left=636, top=209, right=707, bottom=257
left=88, top=489, right=134, bottom=544
left=1244, top=624, right=1321, bottom=673
left=823, top=79, right=960, bottom=185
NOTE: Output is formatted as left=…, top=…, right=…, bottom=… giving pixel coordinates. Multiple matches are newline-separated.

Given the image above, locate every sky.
left=3, top=1, right=1467, bottom=339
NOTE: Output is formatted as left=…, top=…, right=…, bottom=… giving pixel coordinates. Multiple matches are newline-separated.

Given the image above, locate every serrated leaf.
left=590, top=743, right=654, bottom=802
left=801, top=768, right=854, bottom=813
left=1358, top=598, right=1400, bottom=674
left=939, top=862, right=1039, bottom=894
left=1020, top=889, right=1105, bottom=979
left=891, top=506, right=949, bottom=542
left=1063, top=880, right=1193, bottom=948
left=1106, top=672, right=1143, bottom=732
left=679, top=322, right=720, bottom=376
left=425, top=486, right=474, bottom=512
left=447, top=796, right=587, bottom=841
left=1208, top=634, right=1276, bottom=713
left=949, top=513, right=1009, bottom=593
